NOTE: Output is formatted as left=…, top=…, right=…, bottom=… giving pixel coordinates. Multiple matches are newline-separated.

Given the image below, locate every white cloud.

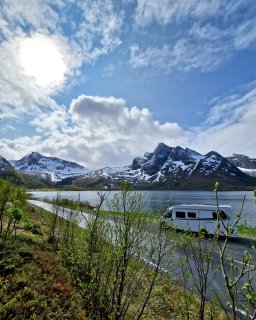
left=234, top=18, right=256, bottom=50
left=171, top=37, right=228, bottom=72
left=130, top=44, right=171, bottom=70
left=30, top=108, right=69, bottom=134
left=74, top=0, right=123, bottom=62
left=134, top=0, right=248, bottom=27
left=0, top=136, right=42, bottom=160
left=205, top=85, right=256, bottom=126
left=0, top=0, right=123, bottom=117
left=189, top=23, right=230, bottom=42
left=68, top=95, right=190, bottom=167
left=129, top=35, right=230, bottom=73
left=1, top=125, right=15, bottom=134
left=192, top=83, right=256, bottom=157
left=131, top=1, right=256, bottom=73
left=102, top=63, right=117, bottom=77
left=134, top=0, right=231, bottom=27
left=0, top=0, right=63, bottom=34
left=129, top=17, right=256, bottom=74
left=2, top=95, right=190, bottom=167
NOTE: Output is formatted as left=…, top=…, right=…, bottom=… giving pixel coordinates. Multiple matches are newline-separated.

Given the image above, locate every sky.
left=0, top=0, right=256, bottom=169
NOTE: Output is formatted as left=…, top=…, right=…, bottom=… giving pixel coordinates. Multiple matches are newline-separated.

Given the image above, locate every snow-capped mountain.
left=11, top=152, right=90, bottom=182
left=70, top=144, right=256, bottom=190
left=227, top=154, right=256, bottom=177
left=2, top=146, right=256, bottom=189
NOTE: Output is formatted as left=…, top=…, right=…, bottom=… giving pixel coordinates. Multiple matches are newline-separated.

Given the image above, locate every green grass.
left=96, top=209, right=162, bottom=223
left=238, top=224, right=256, bottom=238
left=0, top=204, right=86, bottom=320
left=30, top=196, right=163, bottom=224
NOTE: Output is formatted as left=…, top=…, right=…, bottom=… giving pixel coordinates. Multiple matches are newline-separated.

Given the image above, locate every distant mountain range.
left=65, top=144, right=256, bottom=190
left=1, top=145, right=256, bottom=190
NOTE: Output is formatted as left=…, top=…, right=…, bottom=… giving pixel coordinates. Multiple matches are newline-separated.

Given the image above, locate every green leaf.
left=214, top=181, right=219, bottom=192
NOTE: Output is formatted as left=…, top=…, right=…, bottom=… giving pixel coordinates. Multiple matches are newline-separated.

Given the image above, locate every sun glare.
left=19, top=35, right=67, bottom=88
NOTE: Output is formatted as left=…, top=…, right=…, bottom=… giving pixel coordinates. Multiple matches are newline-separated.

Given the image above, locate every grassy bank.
left=0, top=203, right=86, bottom=320
left=238, top=224, right=256, bottom=238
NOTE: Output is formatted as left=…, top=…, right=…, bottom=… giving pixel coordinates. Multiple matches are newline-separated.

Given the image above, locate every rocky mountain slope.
left=0, top=155, right=51, bottom=188
left=227, top=154, right=256, bottom=177
left=0, top=155, right=20, bottom=181
left=11, top=152, right=90, bottom=182
left=69, top=144, right=256, bottom=190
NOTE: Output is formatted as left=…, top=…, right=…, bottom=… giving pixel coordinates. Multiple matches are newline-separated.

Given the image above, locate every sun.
left=19, top=35, right=68, bottom=89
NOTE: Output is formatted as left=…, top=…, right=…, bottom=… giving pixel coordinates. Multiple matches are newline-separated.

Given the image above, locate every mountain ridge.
left=2, top=145, right=256, bottom=190
left=64, top=144, right=256, bottom=190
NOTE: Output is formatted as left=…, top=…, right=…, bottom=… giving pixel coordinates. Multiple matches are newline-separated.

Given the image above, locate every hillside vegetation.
left=1, top=180, right=256, bottom=319
left=0, top=180, right=86, bottom=319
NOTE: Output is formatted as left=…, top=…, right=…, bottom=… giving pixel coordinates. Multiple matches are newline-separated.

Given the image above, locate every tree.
left=60, top=181, right=170, bottom=319
left=0, top=180, right=27, bottom=247
left=4, top=200, right=23, bottom=240
left=215, top=183, right=256, bottom=319
left=0, top=179, right=13, bottom=238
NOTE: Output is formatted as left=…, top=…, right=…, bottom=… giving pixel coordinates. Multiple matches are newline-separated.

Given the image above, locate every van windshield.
left=165, top=210, right=172, bottom=218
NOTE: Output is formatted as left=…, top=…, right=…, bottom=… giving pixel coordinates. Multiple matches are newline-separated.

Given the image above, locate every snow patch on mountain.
left=11, top=152, right=90, bottom=182
left=227, top=154, right=256, bottom=177
left=238, top=167, right=256, bottom=177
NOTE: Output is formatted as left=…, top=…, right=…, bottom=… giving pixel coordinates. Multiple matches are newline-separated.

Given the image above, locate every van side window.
left=165, top=210, right=172, bottom=218
left=212, top=211, right=228, bottom=220
left=176, top=211, right=185, bottom=219
left=187, top=212, right=196, bottom=218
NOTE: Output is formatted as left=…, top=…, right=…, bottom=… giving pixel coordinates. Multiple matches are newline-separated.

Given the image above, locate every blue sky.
left=0, top=0, right=256, bottom=169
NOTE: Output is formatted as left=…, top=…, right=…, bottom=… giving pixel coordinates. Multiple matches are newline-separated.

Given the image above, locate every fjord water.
left=30, top=190, right=256, bottom=226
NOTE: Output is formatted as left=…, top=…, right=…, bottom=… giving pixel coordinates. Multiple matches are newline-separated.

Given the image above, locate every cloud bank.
left=2, top=82, right=256, bottom=167
left=0, top=95, right=189, bottom=168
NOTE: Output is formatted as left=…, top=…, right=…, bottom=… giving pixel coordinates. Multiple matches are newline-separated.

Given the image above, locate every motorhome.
left=161, top=204, right=237, bottom=237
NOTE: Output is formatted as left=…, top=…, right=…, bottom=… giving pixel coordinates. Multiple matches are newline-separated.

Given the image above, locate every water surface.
left=29, top=190, right=256, bottom=226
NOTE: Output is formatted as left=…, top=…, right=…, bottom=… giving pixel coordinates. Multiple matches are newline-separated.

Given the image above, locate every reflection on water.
left=29, top=190, right=256, bottom=226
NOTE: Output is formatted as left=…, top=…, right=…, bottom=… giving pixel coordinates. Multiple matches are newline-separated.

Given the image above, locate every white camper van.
left=162, top=204, right=237, bottom=237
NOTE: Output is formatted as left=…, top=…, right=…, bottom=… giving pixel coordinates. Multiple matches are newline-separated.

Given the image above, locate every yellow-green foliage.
left=238, top=224, right=256, bottom=237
